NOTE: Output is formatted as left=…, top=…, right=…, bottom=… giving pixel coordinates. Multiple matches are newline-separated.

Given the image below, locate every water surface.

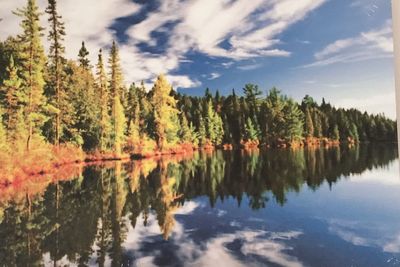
left=1, top=145, right=399, bottom=266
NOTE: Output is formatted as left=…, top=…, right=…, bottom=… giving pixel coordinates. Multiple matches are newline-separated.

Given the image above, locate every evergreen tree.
left=150, top=74, right=179, bottom=150
left=0, top=56, right=27, bottom=147
left=304, top=108, right=314, bottom=138
left=46, top=0, right=66, bottom=146
left=15, top=0, right=47, bottom=150
left=198, top=117, right=207, bottom=146
left=108, top=42, right=126, bottom=155
left=349, top=123, right=359, bottom=143
left=282, top=99, right=303, bottom=142
left=96, top=49, right=111, bottom=151
left=244, top=117, right=260, bottom=141
left=78, top=41, right=90, bottom=70
left=179, top=113, right=192, bottom=143
left=332, top=124, right=340, bottom=141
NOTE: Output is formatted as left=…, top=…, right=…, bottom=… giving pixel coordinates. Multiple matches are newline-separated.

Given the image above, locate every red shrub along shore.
left=0, top=144, right=85, bottom=185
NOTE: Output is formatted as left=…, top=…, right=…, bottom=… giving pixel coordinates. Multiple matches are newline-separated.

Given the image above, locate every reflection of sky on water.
left=93, top=159, right=400, bottom=267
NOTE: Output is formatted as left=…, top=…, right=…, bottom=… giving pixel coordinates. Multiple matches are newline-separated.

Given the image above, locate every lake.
left=0, top=145, right=399, bottom=267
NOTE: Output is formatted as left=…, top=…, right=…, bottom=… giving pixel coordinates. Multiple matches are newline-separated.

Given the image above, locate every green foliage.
left=96, top=49, right=112, bottom=151
left=304, top=108, right=314, bottom=138
left=0, top=56, right=27, bottom=148
left=78, top=41, right=90, bottom=69
left=15, top=0, right=48, bottom=150
left=150, top=74, right=179, bottom=150
left=108, top=42, right=126, bottom=155
left=244, top=118, right=260, bottom=141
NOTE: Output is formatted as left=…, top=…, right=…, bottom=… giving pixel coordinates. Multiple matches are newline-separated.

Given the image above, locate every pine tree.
left=313, top=111, right=322, bottom=138
left=244, top=117, right=260, bottom=141
left=108, top=42, right=126, bottom=155
left=0, top=56, right=27, bottom=147
left=96, top=49, right=111, bottom=151
left=332, top=124, right=340, bottom=141
left=283, top=99, right=303, bottom=142
left=78, top=41, right=90, bottom=70
left=350, top=123, right=359, bottom=143
left=46, top=0, right=66, bottom=146
left=113, top=95, right=126, bottom=155
left=304, top=108, right=314, bottom=138
left=150, top=74, right=179, bottom=150
left=198, top=117, right=207, bottom=146
left=179, top=113, right=192, bottom=143
left=15, top=0, right=47, bottom=150
left=108, top=41, right=125, bottom=101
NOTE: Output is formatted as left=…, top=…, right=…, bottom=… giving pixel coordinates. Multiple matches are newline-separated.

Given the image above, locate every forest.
left=0, top=0, right=397, bottom=180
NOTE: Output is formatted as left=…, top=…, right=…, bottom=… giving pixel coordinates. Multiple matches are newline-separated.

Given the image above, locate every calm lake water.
left=1, top=145, right=400, bottom=267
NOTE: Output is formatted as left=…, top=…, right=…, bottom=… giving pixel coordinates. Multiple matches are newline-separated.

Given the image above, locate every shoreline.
left=1, top=140, right=397, bottom=187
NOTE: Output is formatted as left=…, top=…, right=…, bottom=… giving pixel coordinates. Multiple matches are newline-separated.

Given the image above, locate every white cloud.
left=237, top=63, right=263, bottom=71
left=124, top=0, right=326, bottom=86
left=304, top=21, right=393, bottom=68
left=335, top=91, right=396, bottom=118
left=208, top=72, right=221, bottom=80
left=1, top=0, right=327, bottom=89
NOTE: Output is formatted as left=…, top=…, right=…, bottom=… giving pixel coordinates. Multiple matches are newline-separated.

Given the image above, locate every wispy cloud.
left=303, top=21, right=393, bottom=68
left=123, top=0, right=326, bottom=87
left=237, top=63, right=263, bottom=71
left=1, top=0, right=327, bottom=89
left=208, top=72, right=221, bottom=80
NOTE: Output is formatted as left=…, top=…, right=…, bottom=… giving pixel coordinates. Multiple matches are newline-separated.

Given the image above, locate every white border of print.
left=392, top=1, right=400, bottom=149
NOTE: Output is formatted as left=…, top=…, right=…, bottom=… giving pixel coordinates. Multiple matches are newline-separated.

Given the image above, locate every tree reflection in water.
left=0, top=144, right=397, bottom=265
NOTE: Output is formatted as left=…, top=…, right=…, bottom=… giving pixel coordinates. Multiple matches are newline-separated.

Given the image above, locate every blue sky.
left=0, top=0, right=396, bottom=118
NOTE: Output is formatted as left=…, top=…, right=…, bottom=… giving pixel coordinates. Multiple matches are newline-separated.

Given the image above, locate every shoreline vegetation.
left=0, top=0, right=397, bottom=183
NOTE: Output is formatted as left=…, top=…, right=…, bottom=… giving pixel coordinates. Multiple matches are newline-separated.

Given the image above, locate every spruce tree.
left=78, top=41, right=90, bottom=70
left=332, top=124, right=340, bottom=141
left=304, top=108, right=314, bottom=138
left=179, top=113, right=192, bottom=143
left=150, top=74, right=179, bottom=150
left=108, top=41, right=126, bottom=155
left=0, top=56, right=27, bottom=147
left=15, top=0, right=47, bottom=150
left=245, top=118, right=260, bottom=141
left=46, top=0, right=66, bottom=146
left=96, top=49, right=111, bottom=151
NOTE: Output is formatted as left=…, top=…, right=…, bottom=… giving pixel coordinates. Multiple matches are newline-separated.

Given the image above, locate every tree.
left=150, top=74, right=179, bottom=150
left=46, top=0, right=66, bottom=146
left=179, top=113, right=192, bottom=143
left=198, top=117, right=207, bottom=146
left=244, top=117, right=260, bottom=141
left=304, top=108, right=314, bottom=138
left=15, top=0, right=47, bottom=150
left=282, top=99, right=303, bottom=142
left=78, top=41, right=90, bottom=70
left=108, top=42, right=126, bottom=155
left=332, top=124, right=340, bottom=141
left=349, top=123, right=359, bottom=143
left=243, top=83, right=262, bottom=121
left=96, top=49, right=111, bottom=151
left=0, top=56, right=27, bottom=148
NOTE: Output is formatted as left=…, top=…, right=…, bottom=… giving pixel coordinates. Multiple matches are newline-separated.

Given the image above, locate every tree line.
left=0, top=0, right=397, bottom=158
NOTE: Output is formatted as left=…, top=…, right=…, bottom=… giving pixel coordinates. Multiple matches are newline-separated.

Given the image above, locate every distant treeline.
left=0, top=0, right=397, bottom=157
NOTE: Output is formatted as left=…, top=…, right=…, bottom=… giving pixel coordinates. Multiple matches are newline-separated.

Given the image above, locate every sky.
left=0, top=0, right=397, bottom=118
